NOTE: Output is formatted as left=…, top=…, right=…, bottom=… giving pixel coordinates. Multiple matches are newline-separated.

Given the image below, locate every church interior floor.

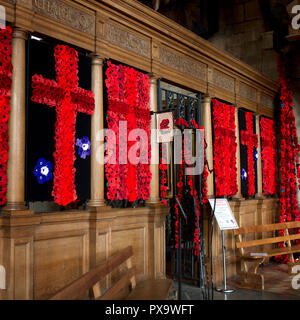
left=174, top=262, right=300, bottom=300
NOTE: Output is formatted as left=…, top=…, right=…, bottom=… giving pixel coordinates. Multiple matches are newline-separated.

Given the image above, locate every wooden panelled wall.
left=0, top=0, right=279, bottom=299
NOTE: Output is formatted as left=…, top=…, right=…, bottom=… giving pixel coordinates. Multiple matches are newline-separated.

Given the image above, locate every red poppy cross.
left=240, top=111, right=258, bottom=195
left=31, top=44, right=95, bottom=206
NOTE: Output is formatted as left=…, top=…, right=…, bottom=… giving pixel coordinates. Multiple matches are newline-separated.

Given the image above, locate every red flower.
left=160, top=118, right=170, bottom=130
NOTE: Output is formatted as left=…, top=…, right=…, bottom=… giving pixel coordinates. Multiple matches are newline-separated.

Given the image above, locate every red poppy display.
left=31, top=44, right=95, bottom=206
left=212, top=99, right=238, bottom=197
left=240, top=111, right=258, bottom=196
left=275, top=56, right=300, bottom=263
left=105, top=61, right=151, bottom=202
left=260, top=116, right=277, bottom=195
left=0, top=26, right=12, bottom=205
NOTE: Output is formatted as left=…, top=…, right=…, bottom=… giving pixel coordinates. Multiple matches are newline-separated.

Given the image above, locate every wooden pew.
left=49, top=246, right=174, bottom=300
left=234, top=221, right=300, bottom=290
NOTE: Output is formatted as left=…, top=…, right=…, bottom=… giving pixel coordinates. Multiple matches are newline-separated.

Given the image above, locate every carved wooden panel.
left=154, top=221, right=165, bottom=278
left=33, top=234, right=87, bottom=300
left=260, top=93, right=274, bottom=109
left=240, top=82, right=257, bottom=103
left=32, top=0, right=95, bottom=35
left=111, top=226, right=146, bottom=282
left=212, top=69, right=235, bottom=93
left=159, top=46, right=206, bottom=81
left=14, top=241, right=31, bottom=299
left=105, top=22, right=151, bottom=58
left=97, top=232, right=109, bottom=291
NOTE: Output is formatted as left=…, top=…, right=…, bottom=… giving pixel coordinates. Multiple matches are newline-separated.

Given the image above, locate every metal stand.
left=215, top=230, right=235, bottom=293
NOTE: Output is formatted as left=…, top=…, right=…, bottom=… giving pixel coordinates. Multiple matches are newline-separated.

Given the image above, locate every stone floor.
left=176, top=282, right=300, bottom=300
left=173, top=262, right=300, bottom=300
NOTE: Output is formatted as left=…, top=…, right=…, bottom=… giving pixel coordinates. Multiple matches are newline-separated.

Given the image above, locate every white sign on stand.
left=209, top=198, right=239, bottom=293
left=209, top=198, right=239, bottom=230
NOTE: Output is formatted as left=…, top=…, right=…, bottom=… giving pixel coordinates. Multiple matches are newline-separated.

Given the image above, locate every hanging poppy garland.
left=170, top=117, right=208, bottom=255
left=31, top=44, right=95, bottom=206
left=105, top=61, right=151, bottom=203
left=159, top=143, right=168, bottom=207
left=240, top=111, right=258, bottom=196
left=0, top=25, right=12, bottom=205
left=260, top=116, right=277, bottom=196
left=190, top=119, right=208, bottom=256
left=275, top=56, right=300, bottom=263
left=212, top=99, right=238, bottom=197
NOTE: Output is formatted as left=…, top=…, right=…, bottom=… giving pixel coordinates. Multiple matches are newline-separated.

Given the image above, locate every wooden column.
left=234, top=107, right=243, bottom=199
left=87, top=55, right=105, bottom=209
left=202, top=94, right=214, bottom=197
left=255, top=114, right=263, bottom=198
left=3, top=28, right=28, bottom=212
left=147, top=75, right=160, bottom=205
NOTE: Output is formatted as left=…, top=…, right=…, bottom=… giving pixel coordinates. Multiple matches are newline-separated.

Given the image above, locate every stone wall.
left=208, top=0, right=279, bottom=82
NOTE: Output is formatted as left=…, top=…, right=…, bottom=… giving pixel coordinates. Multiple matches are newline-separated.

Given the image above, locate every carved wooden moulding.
left=105, top=22, right=151, bottom=58
left=158, top=46, right=206, bottom=81
left=239, top=82, right=257, bottom=103
left=32, top=0, right=95, bottom=35
left=260, top=93, right=274, bottom=109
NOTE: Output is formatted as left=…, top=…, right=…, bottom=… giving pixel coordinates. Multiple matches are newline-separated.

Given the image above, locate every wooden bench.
left=49, top=246, right=174, bottom=300
left=234, top=221, right=300, bottom=290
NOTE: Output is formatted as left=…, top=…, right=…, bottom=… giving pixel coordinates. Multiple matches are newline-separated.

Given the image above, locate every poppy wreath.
left=260, top=116, right=277, bottom=195
left=105, top=61, right=151, bottom=203
left=0, top=25, right=12, bottom=205
left=240, top=111, right=258, bottom=196
left=212, top=99, right=238, bottom=197
left=170, top=118, right=208, bottom=255
left=275, top=56, right=300, bottom=263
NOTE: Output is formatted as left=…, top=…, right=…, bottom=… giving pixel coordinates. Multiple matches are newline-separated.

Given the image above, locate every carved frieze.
left=105, top=22, right=151, bottom=58
left=260, top=93, right=274, bottom=109
left=239, top=82, right=257, bottom=103
left=158, top=46, right=206, bottom=81
left=212, top=69, right=235, bottom=93
left=32, top=0, right=95, bottom=35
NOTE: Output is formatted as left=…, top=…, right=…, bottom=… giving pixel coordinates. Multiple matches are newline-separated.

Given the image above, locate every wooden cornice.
left=93, top=0, right=278, bottom=91
left=0, top=0, right=279, bottom=117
